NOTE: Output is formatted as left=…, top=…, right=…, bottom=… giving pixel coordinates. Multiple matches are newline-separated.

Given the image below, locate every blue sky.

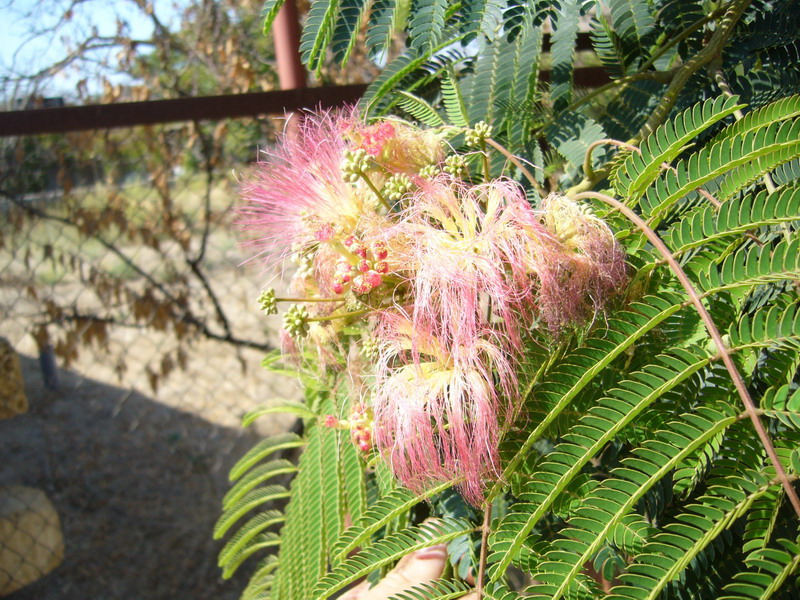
left=1, top=0, right=182, bottom=97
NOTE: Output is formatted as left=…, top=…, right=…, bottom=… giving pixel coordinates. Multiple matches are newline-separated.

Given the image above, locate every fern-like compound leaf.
left=223, top=460, right=297, bottom=509
left=242, top=399, right=317, bottom=427
left=614, top=95, right=744, bottom=202
left=262, top=0, right=288, bottom=35
left=366, top=0, right=400, bottom=58
left=385, top=579, right=474, bottom=600
left=606, top=479, right=779, bottom=600
left=332, top=480, right=455, bottom=563
left=692, top=238, right=800, bottom=297
left=223, top=532, right=281, bottom=580
left=640, top=117, right=800, bottom=219
left=331, top=0, right=368, bottom=65
left=719, top=537, right=800, bottom=600
left=441, top=68, right=469, bottom=128
left=218, top=509, right=285, bottom=569
left=313, top=519, right=476, bottom=600
left=300, top=0, right=340, bottom=73
left=711, top=93, right=800, bottom=144
left=229, top=432, right=304, bottom=481
left=496, top=290, right=687, bottom=491
left=488, top=345, right=713, bottom=582
left=549, top=0, right=580, bottom=111
left=215, top=485, right=290, bottom=539
left=396, top=91, right=446, bottom=126
left=662, top=184, right=800, bottom=257
left=525, top=405, right=740, bottom=600
left=409, top=0, right=448, bottom=55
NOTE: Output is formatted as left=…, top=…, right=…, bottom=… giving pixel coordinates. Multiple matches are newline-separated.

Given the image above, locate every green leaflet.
left=215, top=485, right=290, bottom=539
left=409, top=0, right=448, bottom=54
left=331, top=0, right=368, bottom=65
left=223, top=460, right=297, bottom=509
left=366, top=0, right=400, bottom=57
left=218, top=510, right=286, bottom=570
left=494, top=290, right=688, bottom=493
left=396, top=91, right=446, bottom=126
left=441, top=68, right=469, bottom=128
left=711, top=94, right=800, bottom=145
left=261, top=0, right=288, bottom=35
left=549, top=0, right=580, bottom=111
left=300, top=0, right=340, bottom=73
left=691, top=238, right=800, bottom=296
left=223, top=533, right=281, bottom=580
left=385, top=579, right=474, bottom=600
left=242, top=399, right=317, bottom=427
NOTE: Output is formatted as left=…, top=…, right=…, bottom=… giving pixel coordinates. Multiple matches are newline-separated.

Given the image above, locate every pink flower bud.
left=323, top=415, right=338, bottom=428
left=351, top=275, right=372, bottom=295
left=372, top=241, right=388, bottom=260
left=374, top=261, right=389, bottom=274
left=365, top=270, right=383, bottom=288
left=358, top=259, right=371, bottom=273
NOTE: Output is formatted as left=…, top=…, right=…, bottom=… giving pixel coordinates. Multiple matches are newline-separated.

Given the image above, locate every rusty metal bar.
left=0, top=84, right=368, bottom=137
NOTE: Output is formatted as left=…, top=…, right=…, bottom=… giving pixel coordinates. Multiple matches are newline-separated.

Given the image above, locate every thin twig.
left=485, top=138, right=547, bottom=198
left=572, top=191, right=800, bottom=517
left=476, top=503, right=492, bottom=600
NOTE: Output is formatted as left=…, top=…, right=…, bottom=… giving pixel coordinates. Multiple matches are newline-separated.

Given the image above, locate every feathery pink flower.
left=371, top=313, right=514, bottom=505
left=236, top=109, right=383, bottom=267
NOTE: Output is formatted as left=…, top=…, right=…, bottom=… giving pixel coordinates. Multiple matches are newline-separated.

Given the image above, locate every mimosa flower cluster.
left=239, top=110, right=627, bottom=505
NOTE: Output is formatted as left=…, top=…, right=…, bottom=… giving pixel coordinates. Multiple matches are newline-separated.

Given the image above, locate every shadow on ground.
left=1, top=355, right=288, bottom=600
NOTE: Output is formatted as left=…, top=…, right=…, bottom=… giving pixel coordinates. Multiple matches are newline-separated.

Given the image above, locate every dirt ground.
left=1, top=349, right=297, bottom=600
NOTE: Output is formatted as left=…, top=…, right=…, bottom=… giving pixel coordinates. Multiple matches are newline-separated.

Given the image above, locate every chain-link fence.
left=0, top=117, right=300, bottom=599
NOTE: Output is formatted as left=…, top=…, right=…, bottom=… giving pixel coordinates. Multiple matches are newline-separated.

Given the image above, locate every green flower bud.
left=257, top=289, right=278, bottom=316
left=443, top=154, right=467, bottom=177
left=283, top=304, right=310, bottom=338
left=465, top=121, right=493, bottom=147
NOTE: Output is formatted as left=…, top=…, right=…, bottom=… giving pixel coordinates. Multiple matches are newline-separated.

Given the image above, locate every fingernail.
left=414, top=543, right=447, bottom=559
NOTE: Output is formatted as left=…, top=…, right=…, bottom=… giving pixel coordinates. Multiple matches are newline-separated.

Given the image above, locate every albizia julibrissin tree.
left=216, top=1, right=800, bottom=599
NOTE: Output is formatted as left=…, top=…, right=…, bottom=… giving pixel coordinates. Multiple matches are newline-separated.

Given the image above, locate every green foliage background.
left=217, top=1, right=800, bottom=598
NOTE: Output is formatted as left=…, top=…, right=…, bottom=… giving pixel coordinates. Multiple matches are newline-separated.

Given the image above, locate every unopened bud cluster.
left=283, top=304, right=310, bottom=338
left=419, top=164, right=440, bottom=179
left=383, top=173, right=412, bottom=202
left=360, top=336, right=381, bottom=361
left=257, top=288, right=278, bottom=315
left=332, top=237, right=390, bottom=296
left=321, top=403, right=374, bottom=454
left=465, top=121, right=493, bottom=147
left=341, top=148, right=373, bottom=182
left=444, top=154, right=467, bottom=176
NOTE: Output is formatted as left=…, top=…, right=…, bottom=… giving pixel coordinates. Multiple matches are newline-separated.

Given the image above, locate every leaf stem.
left=636, top=0, right=752, bottom=139
left=307, top=308, right=373, bottom=323
left=485, top=137, right=546, bottom=197
left=572, top=191, right=800, bottom=518
left=476, top=503, right=491, bottom=600
left=360, top=172, right=393, bottom=211
left=275, top=295, right=347, bottom=303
